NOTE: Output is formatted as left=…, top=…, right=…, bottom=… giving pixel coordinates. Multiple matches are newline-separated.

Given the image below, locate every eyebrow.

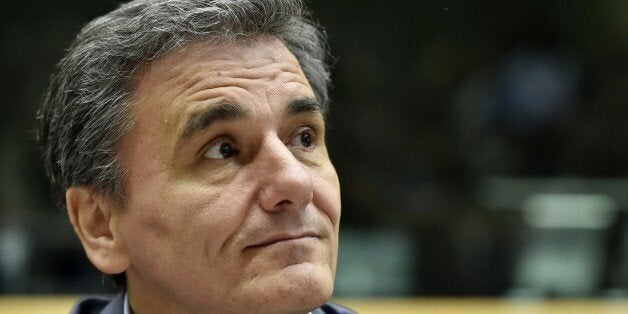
left=175, top=97, right=325, bottom=149
left=284, top=97, right=326, bottom=117
left=177, top=102, right=251, bottom=148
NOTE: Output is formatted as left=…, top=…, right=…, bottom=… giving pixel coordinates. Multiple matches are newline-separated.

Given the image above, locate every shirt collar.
left=123, top=291, right=131, bottom=314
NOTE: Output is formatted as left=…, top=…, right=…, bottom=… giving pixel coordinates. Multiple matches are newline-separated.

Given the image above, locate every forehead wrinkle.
left=141, top=37, right=305, bottom=100
left=203, top=61, right=303, bottom=83
left=178, top=62, right=308, bottom=105
left=133, top=60, right=205, bottom=123
left=140, top=51, right=204, bottom=93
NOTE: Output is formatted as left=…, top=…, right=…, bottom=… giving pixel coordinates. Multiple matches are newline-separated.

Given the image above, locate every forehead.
left=134, top=36, right=311, bottom=112
left=134, top=37, right=305, bottom=88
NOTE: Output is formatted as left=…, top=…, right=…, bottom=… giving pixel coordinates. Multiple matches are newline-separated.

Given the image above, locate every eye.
left=203, top=138, right=238, bottom=159
left=289, top=128, right=315, bottom=148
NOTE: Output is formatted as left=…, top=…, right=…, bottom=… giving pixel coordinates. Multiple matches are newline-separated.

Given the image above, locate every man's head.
left=38, top=1, right=340, bottom=313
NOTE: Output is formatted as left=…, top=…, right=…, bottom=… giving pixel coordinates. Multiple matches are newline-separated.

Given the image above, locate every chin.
left=257, top=263, right=335, bottom=313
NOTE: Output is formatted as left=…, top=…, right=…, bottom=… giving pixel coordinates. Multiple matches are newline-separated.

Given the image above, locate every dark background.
left=1, top=0, right=628, bottom=297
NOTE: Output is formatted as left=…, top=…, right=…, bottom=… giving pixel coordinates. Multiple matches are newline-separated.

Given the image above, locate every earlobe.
left=66, top=187, right=130, bottom=275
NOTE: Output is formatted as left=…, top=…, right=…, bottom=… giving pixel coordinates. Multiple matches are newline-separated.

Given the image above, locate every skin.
left=66, top=36, right=341, bottom=314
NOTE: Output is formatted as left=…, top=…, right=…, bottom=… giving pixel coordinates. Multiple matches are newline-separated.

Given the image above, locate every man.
left=38, top=0, right=352, bottom=313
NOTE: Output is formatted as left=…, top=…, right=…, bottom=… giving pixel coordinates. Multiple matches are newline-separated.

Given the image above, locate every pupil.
left=301, top=133, right=312, bottom=147
left=219, top=143, right=233, bottom=158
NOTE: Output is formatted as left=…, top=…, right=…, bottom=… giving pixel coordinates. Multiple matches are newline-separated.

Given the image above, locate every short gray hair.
left=38, top=0, right=331, bottom=208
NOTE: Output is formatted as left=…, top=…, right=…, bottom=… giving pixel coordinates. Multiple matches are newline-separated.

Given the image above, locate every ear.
left=66, top=186, right=130, bottom=275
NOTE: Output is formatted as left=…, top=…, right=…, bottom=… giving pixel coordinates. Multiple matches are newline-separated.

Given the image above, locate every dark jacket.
left=69, top=291, right=355, bottom=314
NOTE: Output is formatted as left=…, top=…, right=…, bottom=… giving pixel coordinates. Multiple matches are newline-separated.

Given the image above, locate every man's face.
left=112, top=37, right=341, bottom=313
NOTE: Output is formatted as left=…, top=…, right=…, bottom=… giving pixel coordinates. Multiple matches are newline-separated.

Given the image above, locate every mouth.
left=248, top=231, right=320, bottom=249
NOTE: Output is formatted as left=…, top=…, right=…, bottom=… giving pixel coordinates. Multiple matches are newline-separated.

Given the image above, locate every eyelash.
left=202, top=136, right=239, bottom=160
left=288, top=127, right=317, bottom=149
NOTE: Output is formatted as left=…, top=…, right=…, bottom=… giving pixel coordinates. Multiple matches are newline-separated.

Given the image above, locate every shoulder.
left=69, top=292, right=125, bottom=314
left=313, top=301, right=356, bottom=314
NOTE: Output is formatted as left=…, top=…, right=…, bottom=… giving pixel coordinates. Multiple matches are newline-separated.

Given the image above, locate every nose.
left=257, top=137, right=313, bottom=212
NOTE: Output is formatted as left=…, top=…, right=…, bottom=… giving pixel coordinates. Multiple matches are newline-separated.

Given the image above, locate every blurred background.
left=1, top=0, right=628, bottom=298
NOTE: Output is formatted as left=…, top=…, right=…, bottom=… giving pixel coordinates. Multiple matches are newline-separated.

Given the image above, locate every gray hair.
left=38, top=0, right=331, bottom=208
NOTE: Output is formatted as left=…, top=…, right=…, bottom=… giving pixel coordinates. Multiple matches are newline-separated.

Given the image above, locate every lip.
left=248, top=231, right=320, bottom=249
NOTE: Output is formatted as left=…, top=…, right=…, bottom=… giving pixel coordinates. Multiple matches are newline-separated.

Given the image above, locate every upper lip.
left=249, top=231, right=319, bottom=248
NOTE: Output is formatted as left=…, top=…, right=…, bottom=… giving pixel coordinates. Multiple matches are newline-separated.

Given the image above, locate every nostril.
left=276, top=199, right=291, bottom=207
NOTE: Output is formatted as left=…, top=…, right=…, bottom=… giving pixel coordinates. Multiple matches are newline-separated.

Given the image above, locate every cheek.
left=164, top=181, right=256, bottom=257
left=120, top=178, right=173, bottom=244
left=122, top=179, right=247, bottom=259
left=313, top=164, right=341, bottom=228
